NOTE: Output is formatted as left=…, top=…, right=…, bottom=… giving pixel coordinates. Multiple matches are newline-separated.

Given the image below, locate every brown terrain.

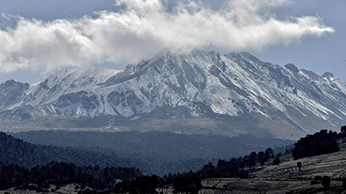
left=200, top=143, right=346, bottom=194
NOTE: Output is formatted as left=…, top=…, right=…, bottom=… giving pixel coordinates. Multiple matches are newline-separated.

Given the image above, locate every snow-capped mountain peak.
left=22, top=67, right=120, bottom=106
left=1, top=50, right=346, bottom=139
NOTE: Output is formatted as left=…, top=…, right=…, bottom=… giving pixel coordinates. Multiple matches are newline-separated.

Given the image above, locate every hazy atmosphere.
left=0, top=0, right=344, bottom=83
left=1, top=1, right=346, bottom=193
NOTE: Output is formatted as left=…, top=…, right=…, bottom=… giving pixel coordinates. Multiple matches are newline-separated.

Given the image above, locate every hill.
left=111, top=129, right=346, bottom=194
left=200, top=139, right=346, bottom=193
left=6, top=131, right=287, bottom=175
left=0, top=129, right=345, bottom=193
left=0, top=132, right=120, bottom=168
left=12, top=130, right=293, bottom=162
left=0, top=132, right=212, bottom=175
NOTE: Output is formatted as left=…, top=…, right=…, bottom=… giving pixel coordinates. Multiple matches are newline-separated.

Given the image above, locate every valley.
left=0, top=0, right=344, bottom=193
left=0, top=129, right=345, bottom=194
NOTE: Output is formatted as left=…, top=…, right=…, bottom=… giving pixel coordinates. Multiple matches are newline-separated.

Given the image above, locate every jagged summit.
left=284, top=63, right=299, bottom=73
left=22, top=67, right=120, bottom=107
left=0, top=50, right=345, bottom=139
left=322, top=72, right=334, bottom=79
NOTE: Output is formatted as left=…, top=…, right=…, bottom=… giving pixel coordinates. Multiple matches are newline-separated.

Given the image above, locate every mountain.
left=0, top=80, right=29, bottom=111
left=1, top=50, right=346, bottom=139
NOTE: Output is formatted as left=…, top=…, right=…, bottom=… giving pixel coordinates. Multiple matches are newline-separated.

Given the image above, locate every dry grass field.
left=200, top=144, right=346, bottom=194
left=0, top=184, right=80, bottom=194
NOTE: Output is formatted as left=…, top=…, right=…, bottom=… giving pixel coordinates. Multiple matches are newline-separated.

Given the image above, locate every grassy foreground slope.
left=201, top=143, right=346, bottom=194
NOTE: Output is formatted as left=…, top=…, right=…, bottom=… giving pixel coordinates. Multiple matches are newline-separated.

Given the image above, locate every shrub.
left=272, top=158, right=281, bottom=165
left=314, top=176, right=322, bottom=182
left=341, top=126, right=346, bottom=134
left=321, top=176, right=330, bottom=189
left=310, top=180, right=318, bottom=185
left=297, top=162, right=302, bottom=170
left=239, top=170, right=249, bottom=179
left=311, top=176, right=322, bottom=185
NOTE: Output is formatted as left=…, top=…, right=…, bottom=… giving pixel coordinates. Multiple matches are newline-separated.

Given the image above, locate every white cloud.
left=0, top=0, right=334, bottom=74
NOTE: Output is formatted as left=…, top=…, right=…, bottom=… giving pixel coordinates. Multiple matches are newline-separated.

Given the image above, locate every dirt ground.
left=0, top=184, right=84, bottom=194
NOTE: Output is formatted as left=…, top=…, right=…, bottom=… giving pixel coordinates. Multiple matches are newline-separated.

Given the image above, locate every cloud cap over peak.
left=0, top=0, right=334, bottom=74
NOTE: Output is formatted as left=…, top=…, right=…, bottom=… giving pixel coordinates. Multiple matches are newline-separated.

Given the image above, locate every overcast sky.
left=0, top=0, right=345, bottom=83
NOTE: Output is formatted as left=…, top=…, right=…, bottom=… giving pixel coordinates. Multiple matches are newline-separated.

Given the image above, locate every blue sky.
left=0, top=0, right=345, bottom=83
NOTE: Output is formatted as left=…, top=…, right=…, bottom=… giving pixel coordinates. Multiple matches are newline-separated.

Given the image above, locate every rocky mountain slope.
left=1, top=50, right=346, bottom=139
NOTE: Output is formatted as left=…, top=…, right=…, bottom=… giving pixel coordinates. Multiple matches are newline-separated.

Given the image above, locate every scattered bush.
left=321, top=176, right=331, bottom=189
left=341, top=126, right=346, bottom=134
left=173, top=173, right=202, bottom=194
left=311, top=176, right=322, bottom=185
left=272, top=158, right=281, bottom=165
left=114, top=175, right=159, bottom=194
left=314, top=176, right=322, bottom=182
left=297, top=162, right=302, bottom=170
left=310, top=180, right=318, bottom=185
left=239, top=170, right=249, bottom=179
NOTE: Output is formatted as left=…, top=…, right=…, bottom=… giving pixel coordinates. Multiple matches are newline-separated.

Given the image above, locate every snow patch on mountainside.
left=23, top=67, right=120, bottom=106
left=1, top=50, right=346, bottom=136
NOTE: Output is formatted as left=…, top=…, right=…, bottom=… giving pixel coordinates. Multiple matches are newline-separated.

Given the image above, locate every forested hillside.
left=0, top=129, right=345, bottom=193
left=13, top=131, right=293, bottom=161
left=0, top=132, right=118, bottom=167
left=0, top=132, right=210, bottom=175
left=114, top=129, right=346, bottom=193
left=0, top=162, right=141, bottom=191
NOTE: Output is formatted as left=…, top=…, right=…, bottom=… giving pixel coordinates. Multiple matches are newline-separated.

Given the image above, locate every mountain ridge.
left=1, top=50, right=346, bottom=139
